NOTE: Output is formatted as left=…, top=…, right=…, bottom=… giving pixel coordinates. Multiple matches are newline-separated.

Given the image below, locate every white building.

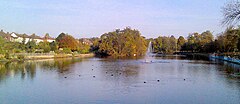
left=9, top=33, right=55, bottom=44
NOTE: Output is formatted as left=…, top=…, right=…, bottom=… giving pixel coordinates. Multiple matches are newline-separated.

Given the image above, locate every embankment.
left=0, top=53, right=95, bottom=62
left=178, top=52, right=240, bottom=65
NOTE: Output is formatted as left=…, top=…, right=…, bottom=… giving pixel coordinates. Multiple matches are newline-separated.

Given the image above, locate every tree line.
left=152, top=27, right=240, bottom=54
left=0, top=27, right=148, bottom=58
left=0, top=32, right=91, bottom=56
left=1, top=0, right=240, bottom=58
left=1, top=26, right=240, bottom=58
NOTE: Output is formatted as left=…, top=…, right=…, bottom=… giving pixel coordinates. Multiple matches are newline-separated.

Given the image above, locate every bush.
left=4, top=53, right=10, bottom=59
left=17, top=55, right=25, bottom=60
left=54, top=50, right=60, bottom=54
left=14, top=49, right=22, bottom=53
left=63, top=48, right=72, bottom=54
left=0, top=54, right=4, bottom=60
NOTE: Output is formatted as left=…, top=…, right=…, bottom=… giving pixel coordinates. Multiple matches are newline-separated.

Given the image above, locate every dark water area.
left=0, top=56, right=240, bottom=104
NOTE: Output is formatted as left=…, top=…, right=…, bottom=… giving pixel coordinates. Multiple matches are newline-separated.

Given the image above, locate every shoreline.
left=0, top=53, right=95, bottom=62
left=176, top=52, right=240, bottom=65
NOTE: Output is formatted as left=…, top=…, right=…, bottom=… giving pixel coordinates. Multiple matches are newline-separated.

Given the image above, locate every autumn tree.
left=56, top=33, right=66, bottom=42
left=56, top=33, right=79, bottom=51
left=97, top=27, right=147, bottom=57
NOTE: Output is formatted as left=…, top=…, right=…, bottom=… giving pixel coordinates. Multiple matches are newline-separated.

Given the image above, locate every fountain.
left=145, top=41, right=154, bottom=63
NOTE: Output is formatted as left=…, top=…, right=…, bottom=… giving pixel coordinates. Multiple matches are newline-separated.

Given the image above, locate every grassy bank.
left=0, top=53, right=95, bottom=62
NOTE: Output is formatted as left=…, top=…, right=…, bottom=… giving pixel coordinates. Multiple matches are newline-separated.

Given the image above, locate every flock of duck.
left=62, top=64, right=187, bottom=83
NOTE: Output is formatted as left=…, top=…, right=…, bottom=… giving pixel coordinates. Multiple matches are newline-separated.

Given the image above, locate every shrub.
left=63, top=48, right=72, bottom=54
left=17, top=55, right=25, bottom=60
left=4, top=53, right=10, bottom=59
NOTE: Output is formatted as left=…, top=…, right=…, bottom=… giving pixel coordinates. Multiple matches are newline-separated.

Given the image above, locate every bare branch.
left=221, top=0, right=240, bottom=26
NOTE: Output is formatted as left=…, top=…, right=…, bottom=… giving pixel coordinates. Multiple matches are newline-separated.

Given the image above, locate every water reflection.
left=38, top=58, right=84, bottom=73
left=0, top=57, right=240, bottom=104
left=99, top=59, right=140, bottom=77
left=0, top=56, right=239, bottom=83
left=0, top=61, right=36, bottom=82
left=211, top=59, right=240, bottom=76
left=0, top=58, right=84, bottom=83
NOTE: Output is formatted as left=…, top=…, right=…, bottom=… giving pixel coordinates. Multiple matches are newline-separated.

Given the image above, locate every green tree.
left=26, top=41, right=36, bottom=53
left=0, top=36, right=6, bottom=54
left=177, top=36, right=185, bottom=51
left=90, top=37, right=100, bottom=53
left=169, top=35, right=177, bottom=53
left=38, top=41, right=51, bottom=53
left=224, top=28, right=239, bottom=52
left=201, top=31, right=214, bottom=52
left=153, top=37, right=163, bottom=53
left=161, top=36, right=170, bottom=53
left=50, top=41, right=58, bottom=51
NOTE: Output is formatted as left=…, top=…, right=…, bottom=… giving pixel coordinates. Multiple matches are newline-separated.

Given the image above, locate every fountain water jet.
left=145, top=41, right=154, bottom=63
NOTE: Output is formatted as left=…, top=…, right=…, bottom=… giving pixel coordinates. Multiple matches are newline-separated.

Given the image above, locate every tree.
left=78, top=44, right=90, bottom=54
left=215, top=35, right=226, bottom=52
left=90, top=37, right=100, bottom=52
left=161, top=36, right=170, bottom=53
left=38, top=41, right=51, bottom=53
left=200, top=31, right=214, bottom=52
left=98, top=27, right=147, bottom=57
left=56, top=33, right=66, bottom=42
left=25, top=41, right=36, bottom=53
left=214, top=27, right=240, bottom=52
left=50, top=41, right=58, bottom=51
left=224, top=28, right=239, bottom=52
left=177, top=36, right=185, bottom=51
left=169, top=35, right=177, bottom=53
left=201, top=31, right=213, bottom=44
left=152, top=36, right=179, bottom=53
left=45, top=33, right=50, bottom=37
left=222, top=0, right=240, bottom=26
left=153, top=37, right=163, bottom=53
left=56, top=33, right=79, bottom=51
left=185, top=33, right=202, bottom=52
left=0, top=36, right=6, bottom=54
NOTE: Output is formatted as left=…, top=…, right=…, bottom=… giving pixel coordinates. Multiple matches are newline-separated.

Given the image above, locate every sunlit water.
left=0, top=56, right=240, bottom=104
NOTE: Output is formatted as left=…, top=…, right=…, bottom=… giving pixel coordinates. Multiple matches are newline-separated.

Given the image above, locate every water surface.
left=0, top=57, right=240, bottom=104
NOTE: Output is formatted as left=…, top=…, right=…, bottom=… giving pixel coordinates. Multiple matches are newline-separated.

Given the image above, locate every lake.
left=0, top=56, right=240, bottom=104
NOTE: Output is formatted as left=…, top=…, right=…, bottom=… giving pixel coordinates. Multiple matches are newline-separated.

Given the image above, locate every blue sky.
left=0, top=0, right=228, bottom=38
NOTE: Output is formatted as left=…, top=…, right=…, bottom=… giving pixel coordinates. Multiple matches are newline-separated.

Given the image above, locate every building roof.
left=43, top=35, right=55, bottom=40
left=1, top=30, right=56, bottom=41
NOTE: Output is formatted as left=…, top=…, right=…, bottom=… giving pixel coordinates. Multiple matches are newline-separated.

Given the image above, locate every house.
left=30, top=34, right=43, bottom=43
left=42, top=34, right=55, bottom=43
left=30, top=34, right=55, bottom=44
left=10, top=32, right=24, bottom=43
left=1, top=30, right=56, bottom=44
left=10, top=32, right=32, bottom=44
left=10, top=32, right=55, bottom=44
left=79, top=38, right=93, bottom=45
